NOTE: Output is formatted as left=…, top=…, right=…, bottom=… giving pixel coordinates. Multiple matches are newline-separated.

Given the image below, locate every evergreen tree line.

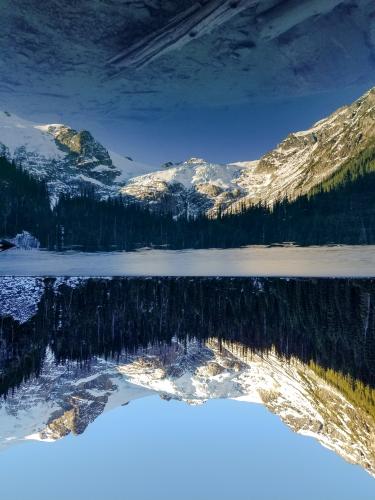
left=0, top=156, right=51, bottom=241
left=2, top=149, right=375, bottom=249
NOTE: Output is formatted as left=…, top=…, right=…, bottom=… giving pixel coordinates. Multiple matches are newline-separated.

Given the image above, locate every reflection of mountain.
left=1, top=276, right=375, bottom=475
left=1, top=340, right=374, bottom=477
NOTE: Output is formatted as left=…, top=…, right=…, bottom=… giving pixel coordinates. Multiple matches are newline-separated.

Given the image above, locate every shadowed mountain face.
left=0, top=277, right=375, bottom=476
left=1, top=0, right=375, bottom=123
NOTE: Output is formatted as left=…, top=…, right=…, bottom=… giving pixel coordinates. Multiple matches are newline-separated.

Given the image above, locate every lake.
left=1, top=245, right=375, bottom=276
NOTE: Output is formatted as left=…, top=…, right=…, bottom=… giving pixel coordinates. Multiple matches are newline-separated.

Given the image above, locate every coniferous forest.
left=2, top=153, right=375, bottom=250
left=0, top=156, right=51, bottom=242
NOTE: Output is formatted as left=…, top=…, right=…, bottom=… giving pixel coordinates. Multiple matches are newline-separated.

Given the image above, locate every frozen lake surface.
left=1, top=245, right=375, bottom=277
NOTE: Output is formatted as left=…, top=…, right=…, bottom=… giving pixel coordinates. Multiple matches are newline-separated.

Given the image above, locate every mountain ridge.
left=122, top=86, right=375, bottom=215
left=2, top=86, right=375, bottom=215
left=0, top=111, right=156, bottom=204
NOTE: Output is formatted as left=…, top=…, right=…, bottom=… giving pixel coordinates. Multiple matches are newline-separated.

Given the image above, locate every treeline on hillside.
left=0, top=157, right=179, bottom=250
left=53, top=194, right=176, bottom=251
left=210, top=171, right=375, bottom=246
left=0, top=156, right=51, bottom=242
left=42, top=170, right=375, bottom=248
left=2, top=154, right=375, bottom=249
left=192, top=145, right=375, bottom=247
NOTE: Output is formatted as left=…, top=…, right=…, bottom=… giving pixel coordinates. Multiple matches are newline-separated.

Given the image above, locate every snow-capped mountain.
left=121, top=87, right=375, bottom=215
left=0, top=111, right=155, bottom=204
left=121, top=157, right=256, bottom=217
left=2, top=86, right=375, bottom=215
left=239, top=85, right=375, bottom=205
left=0, top=339, right=374, bottom=478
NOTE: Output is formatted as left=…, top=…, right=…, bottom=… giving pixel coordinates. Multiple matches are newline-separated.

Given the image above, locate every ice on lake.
left=1, top=245, right=375, bottom=277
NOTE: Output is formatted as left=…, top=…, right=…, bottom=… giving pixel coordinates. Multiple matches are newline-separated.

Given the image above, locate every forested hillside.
left=0, top=157, right=52, bottom=245
left=212, top=145, right=375, bottom=247
left=2, top=152, right=375, bottom=250
left=1, top=277, right=375, bottom=394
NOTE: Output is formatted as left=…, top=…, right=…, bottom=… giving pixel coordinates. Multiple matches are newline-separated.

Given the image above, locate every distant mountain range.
left=2, top=86, right=375, bottom=216
left=122, top=86, right=375, bottom=215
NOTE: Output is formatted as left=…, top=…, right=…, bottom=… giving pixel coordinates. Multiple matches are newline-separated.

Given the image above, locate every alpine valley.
left=2, top=3, right=375, bottom=500
left=2, top=86, right=375, bottom=249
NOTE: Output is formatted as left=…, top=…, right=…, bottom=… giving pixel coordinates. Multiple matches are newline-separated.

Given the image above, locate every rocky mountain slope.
left=0, top=111, right=155, bottom=204
left=122, top=87, right=375, bottom=215
left=0, top=339, right=374, bottom=477
left=121, top=157, right=257, bottom=217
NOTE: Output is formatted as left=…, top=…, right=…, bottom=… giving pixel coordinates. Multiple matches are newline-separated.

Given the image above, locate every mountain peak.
left=118, top=86, right=375, bottom=216
left=0, top=113, right=156, bottom=202
left=185, top=157, right=208, bottom=165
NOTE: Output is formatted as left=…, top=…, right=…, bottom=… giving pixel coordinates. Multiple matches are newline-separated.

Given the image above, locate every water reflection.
left=0, top=277, right=375, bottom=477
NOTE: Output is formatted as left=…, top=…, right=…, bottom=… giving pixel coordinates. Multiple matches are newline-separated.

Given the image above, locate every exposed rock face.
left=0, top=341, right=374, bottom=477
left=0, top=111, right=155, bottom=203
left=238, top=86, right=375, bottom=205
left=120, top=157, right=250, bottom=216
left=49, top=126, right=112, bottom=166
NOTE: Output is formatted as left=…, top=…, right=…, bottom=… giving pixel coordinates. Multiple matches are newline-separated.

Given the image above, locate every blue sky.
left=85, top=83, right=370, bottom=167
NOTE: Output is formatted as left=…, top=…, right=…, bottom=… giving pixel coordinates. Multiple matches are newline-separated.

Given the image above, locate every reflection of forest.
left=1, top=277, right=375, bottom=402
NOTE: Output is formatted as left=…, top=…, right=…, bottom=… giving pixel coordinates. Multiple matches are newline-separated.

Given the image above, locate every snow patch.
left=0, top=277, right=44, bottom=323
left=10, top=231, right=40, bottom=250
left=0, top=112, right=64, bottom=159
